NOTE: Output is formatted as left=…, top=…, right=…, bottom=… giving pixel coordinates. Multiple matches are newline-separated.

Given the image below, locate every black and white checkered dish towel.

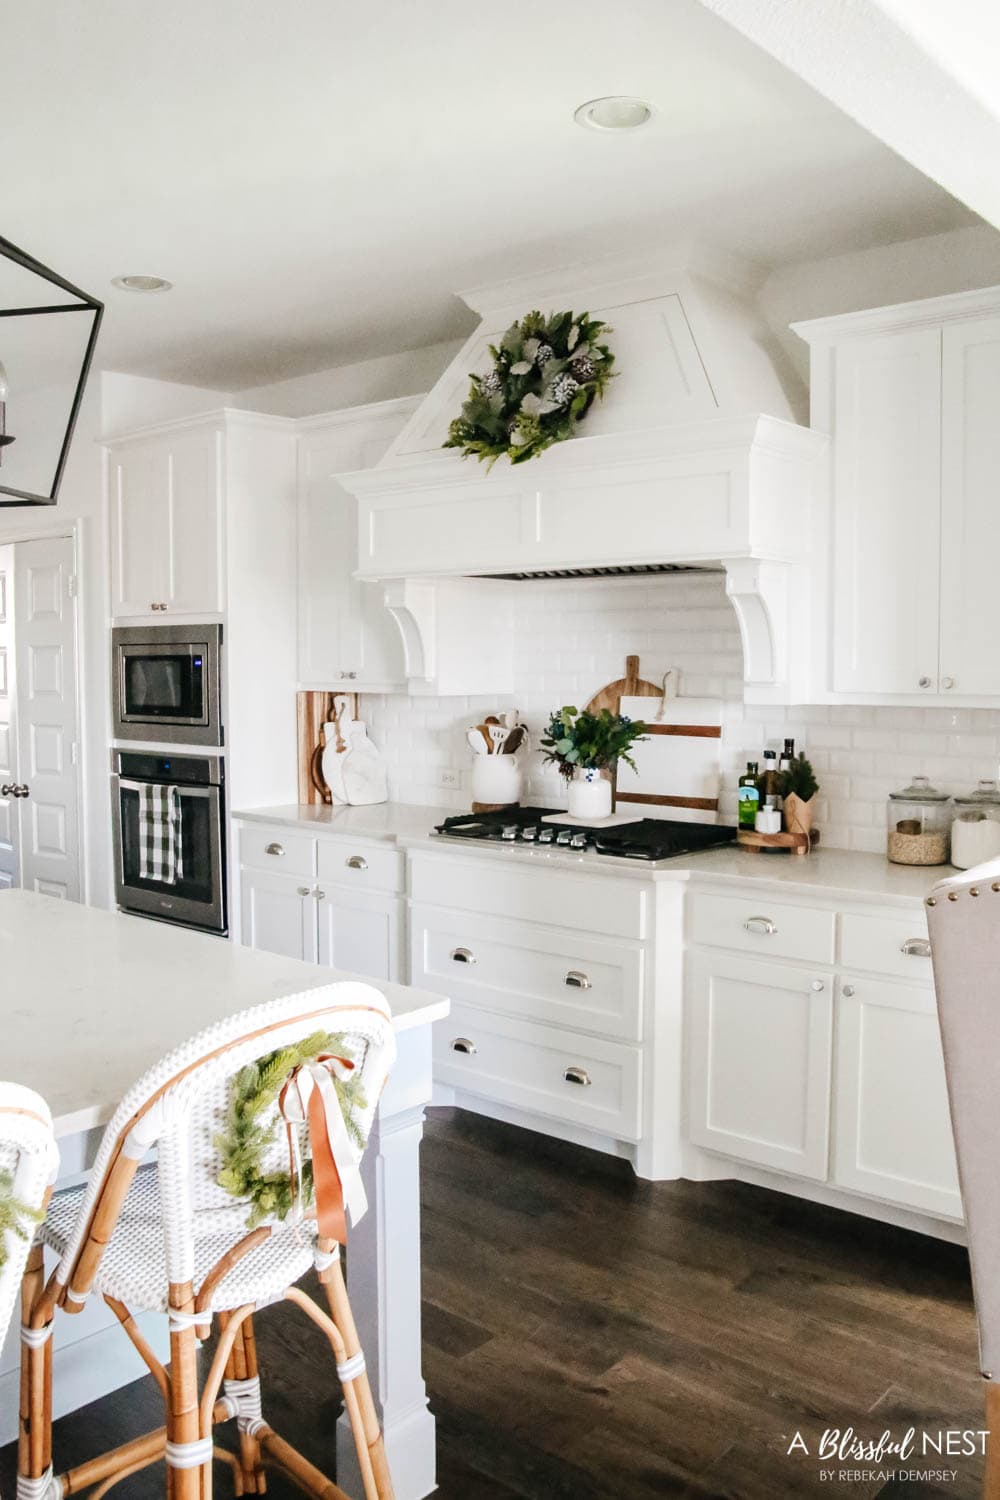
left=138, top=783, right=184, bottom=884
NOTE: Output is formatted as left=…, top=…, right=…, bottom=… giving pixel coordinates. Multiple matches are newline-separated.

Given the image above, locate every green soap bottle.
left=738, top=761, right=761, bottom=829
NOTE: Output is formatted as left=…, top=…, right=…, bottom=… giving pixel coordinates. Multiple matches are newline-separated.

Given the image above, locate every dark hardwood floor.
left=1, top=1108, right=985, bottom=1498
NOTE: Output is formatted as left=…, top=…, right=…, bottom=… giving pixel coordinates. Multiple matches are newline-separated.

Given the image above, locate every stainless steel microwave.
left=112, top=624, right=223, bottom=746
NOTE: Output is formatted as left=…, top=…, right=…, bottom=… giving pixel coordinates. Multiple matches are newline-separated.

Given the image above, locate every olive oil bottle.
left=738, top=761, right=761, bottom=829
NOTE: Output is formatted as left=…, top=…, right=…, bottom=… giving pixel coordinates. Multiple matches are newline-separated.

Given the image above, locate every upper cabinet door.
left=110, top=426, right=224, bottom=619
left=110, top=442, right=169, bottom=617
left=939, top=316, right=1000, bottom=697
left=831, top=329, right=942, bottom=695
left=163, top=426, right=224, bottom=615
left=298, top=412, right=407, bottom=690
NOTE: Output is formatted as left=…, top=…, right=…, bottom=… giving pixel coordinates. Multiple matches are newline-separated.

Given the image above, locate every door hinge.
left=67, top=573, right=78, bottom=598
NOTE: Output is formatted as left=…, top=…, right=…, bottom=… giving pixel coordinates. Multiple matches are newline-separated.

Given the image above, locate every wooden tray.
left=737, top=829, right=817, bottom=857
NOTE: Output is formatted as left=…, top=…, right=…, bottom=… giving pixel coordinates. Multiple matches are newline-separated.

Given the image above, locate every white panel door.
left=164, top=426, right=224, bottom=615
left=687, top=951, right=833, bottom=1179
left=0, top=545, right=17, bottom=889
left=14, top=538, right=81, bottom=900
left=298, top=416, right=405, bottom=690
left=831, top=329, right=942, bottom=694
left=939, top=316, right=1000, bottom=696
left=316, top=885, right=402, bottom=982
left=110, top=441, right=169, bottom=617
left=239, top=867, right=317, bottom=963
left=834, top=976, right=961, bottom=1218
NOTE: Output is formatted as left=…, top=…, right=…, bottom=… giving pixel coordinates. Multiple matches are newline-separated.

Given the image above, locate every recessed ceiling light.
left=574, top=96, right=654, bottom=132
left=111, top=274, right=173, bottom=293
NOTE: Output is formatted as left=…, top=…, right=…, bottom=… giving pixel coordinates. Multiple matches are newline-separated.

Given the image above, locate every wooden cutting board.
left=586, top=657, right=722, bottom=821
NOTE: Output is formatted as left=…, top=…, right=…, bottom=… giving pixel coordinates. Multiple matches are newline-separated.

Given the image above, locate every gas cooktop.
left=433, top=807, right=738, bottom=862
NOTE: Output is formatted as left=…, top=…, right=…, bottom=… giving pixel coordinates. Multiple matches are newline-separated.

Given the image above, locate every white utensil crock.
left=472, top=755, right=521, bottom=807
left=567, top=768, right=612, bottom=819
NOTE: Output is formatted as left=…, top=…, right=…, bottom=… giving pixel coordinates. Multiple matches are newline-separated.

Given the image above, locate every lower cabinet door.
left=239, top=868, right=317, bottom=963
left=833, top=976, right=962, bottom=1218
left=687, top=952, right=833, bottom=1179
left=316, top=884, right=402, bottom=982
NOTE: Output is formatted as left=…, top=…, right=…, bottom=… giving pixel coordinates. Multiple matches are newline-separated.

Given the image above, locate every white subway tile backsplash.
left=360, top=572, right=1000, bottom=850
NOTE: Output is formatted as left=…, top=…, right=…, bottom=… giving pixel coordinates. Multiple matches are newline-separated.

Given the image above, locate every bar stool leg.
left=167, top=1283, right=207, bottom=1500
left=318, top=1254, right=394, bottom=1500
left=18, top=1244, right=53, bottom=1498
left=226, top=1313, right=266, bottom=1495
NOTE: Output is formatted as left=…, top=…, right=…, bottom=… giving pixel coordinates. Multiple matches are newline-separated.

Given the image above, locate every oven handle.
left=115, top=778, right=217, bottom=797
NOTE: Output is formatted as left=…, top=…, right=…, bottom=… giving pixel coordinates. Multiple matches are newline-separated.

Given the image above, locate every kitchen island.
left=0, top=889, right=448, bottom=1500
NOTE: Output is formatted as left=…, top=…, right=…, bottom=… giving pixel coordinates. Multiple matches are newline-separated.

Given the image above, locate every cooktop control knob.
left=501, top=824, right=518, bottom=840
left=556, top=830, right=572, bottom=845
left=538, top=828, right=555, bottom=844
left=570, top=832, right=587, bottom=849
left=521, top=826, right=538, bottom=841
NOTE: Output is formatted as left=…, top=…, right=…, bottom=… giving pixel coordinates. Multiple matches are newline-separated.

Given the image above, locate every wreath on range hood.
left=443, top=309, right=615, bottom=467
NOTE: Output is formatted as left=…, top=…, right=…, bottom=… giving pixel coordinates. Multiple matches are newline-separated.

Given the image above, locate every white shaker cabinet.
left=109, top=423, right=224, bottom=619
left=316, top=886, right=402, bottom=982
left=297, top=401, right=417, bottom=692
left=795, top=288, right=1000, bottom=704
left=833, top=975, right=961, bottom=1219
left=829, top=329, right=941, bottom=696
left=939, top=315, right=1000, bottom=697
left=239, top=867, right=318, bottom=964
left=686, top=951, right=834, bottom=1181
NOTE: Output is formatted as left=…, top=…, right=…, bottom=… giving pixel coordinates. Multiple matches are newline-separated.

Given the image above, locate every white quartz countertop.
left=231, top=802, right=954, bottom=904
left=2, top=889, right=448, bottom=1138
left=232, top=802, right=452, bottom=841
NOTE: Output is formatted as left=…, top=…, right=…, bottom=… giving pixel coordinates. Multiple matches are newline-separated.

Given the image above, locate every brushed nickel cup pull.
left=264, top=842, right=285, bottom=857
left=901, top=937, right=932, bottom=958
left=451, top=1037, right=477, bottom=1055
left=744, top=916, right=777, bottom=936
left=346, top=855, right=368, bottom=871
left=565, top=970, right=592, bottom=990
left=563, top=1066, right=592, bottom=1087
left=450, top=946, right=476, bottom=964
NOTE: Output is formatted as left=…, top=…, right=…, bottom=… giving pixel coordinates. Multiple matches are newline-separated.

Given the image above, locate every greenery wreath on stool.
left=444, top=309, right=615, bottom=467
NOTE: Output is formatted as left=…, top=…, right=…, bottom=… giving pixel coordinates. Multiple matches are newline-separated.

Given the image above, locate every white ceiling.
left=3, top=0, right=978, bottom=391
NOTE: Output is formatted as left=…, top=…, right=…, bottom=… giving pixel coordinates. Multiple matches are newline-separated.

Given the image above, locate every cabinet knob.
left=314, top=888, right=326, bottom=900
left=297, top=886, right=311, bottom=897
left=565, top=970, right=592, bottom=990
left=901, top=937, right=931, bottom=958
left=339, top=670, right=358, bottom=680
left=265, top=842, right=285, bottom=857
left=563, top=1066, right=592, bottom=1087
left=346, top=855, right=368, bottom=871
left=744, top=916, right=777, bottom=936
left=450, top=946, right=476, bottom=965
left=451, top=1037, right=477, bottom=1055
left=918, top=676, right=932, bottom=689
left=842, top=983, right=856, bottom=998
left=942, top=677, right=955, bottom=691
left=811, top=979, right=825, bottom=992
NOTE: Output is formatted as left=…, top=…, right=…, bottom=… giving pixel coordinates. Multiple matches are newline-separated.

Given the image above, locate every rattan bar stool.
left=17, top=983, right=397, bottom=1500
left=928, top=858, right=1000, bottom=1499
left=0, top=1084, right=59, bottom=1500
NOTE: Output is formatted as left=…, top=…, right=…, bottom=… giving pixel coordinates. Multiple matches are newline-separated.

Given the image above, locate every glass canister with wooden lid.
left=886, top=776, right=952, bottom=865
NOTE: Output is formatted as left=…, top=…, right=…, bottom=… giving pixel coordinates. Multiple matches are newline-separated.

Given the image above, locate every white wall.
left=361, top=571, right=1000, bottom=853
left=233, top=339, right=463, bottom=418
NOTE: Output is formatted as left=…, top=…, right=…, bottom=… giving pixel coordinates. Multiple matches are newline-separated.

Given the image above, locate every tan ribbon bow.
left=278, top=1053, right=366, bottom=1244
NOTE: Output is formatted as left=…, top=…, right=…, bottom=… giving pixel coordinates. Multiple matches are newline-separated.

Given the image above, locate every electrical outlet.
left=437, top=768, right=462, bottom=789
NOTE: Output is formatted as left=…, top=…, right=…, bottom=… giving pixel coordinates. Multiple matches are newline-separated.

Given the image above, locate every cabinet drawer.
left=434, top=1003, right=642, bottom=1140
left=318, top=840, right=404, bottom=895
left=411, top=906, right=643, bottom=1041
left=239, top=825, right=317, bottom=879
left=839, top=910, right=932, bottom=982
left=409, top=852, right=648, bottom=939
left=688, top=890, right=835, bottom=965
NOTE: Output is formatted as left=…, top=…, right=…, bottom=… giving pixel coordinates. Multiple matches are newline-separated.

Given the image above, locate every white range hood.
left=340, top=249, right=827, bottom=703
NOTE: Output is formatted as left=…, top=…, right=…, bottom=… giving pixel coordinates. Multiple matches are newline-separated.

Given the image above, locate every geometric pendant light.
left=0, top=232, right=104, bottom=505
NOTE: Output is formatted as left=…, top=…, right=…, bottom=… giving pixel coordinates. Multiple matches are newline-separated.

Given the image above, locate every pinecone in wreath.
left=535, top=343, right=554, bottom=369
left=550, top=372, right=580, bottom=407
left=481, top=368, right=503, bottom=397
left=569, top=352, right=596, bottom=382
